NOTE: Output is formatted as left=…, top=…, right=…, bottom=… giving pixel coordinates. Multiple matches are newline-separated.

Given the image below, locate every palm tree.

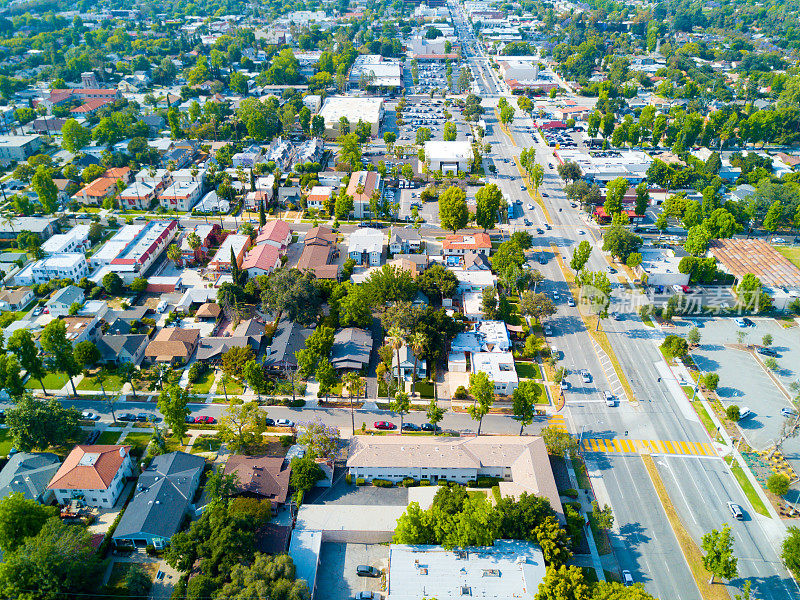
left=386, top=327, right=406, bottom=392
left=118, top=361, right=138, bottom=400
left=343, top=371, right=364, bottom=433
left=186, top=232, right=201, bottom=263
left=166, top=243, right=182, bottom=267
left=408, top=332, right=427, bottom=396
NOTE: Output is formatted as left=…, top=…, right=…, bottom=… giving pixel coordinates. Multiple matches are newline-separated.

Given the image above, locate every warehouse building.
left=318, top=96, right=384, bottom=138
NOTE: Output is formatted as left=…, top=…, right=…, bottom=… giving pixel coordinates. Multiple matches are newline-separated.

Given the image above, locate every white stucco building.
left=47, top=445, right=134, bottom=508
left=424, top=140, right=473, bottom=174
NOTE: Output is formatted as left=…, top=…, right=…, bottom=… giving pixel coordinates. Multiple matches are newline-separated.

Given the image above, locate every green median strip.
left=724, top=456, right=770, bottom=518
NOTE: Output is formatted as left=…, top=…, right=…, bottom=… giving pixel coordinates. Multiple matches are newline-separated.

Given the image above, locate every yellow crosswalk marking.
left=580, top=438, right=717, bottom=457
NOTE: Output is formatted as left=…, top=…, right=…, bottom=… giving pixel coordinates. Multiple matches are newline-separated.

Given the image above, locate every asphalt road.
left=458, top=28, right=800, bottom=599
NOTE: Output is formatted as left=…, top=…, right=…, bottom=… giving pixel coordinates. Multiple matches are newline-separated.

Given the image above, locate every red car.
left=195, top=416, right=216, bottom=424
left=374, top=421, right=396, bottom=430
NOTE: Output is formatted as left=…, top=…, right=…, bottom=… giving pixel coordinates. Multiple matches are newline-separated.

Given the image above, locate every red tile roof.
left=47, top=445, right=131, bottom=491
left=242, top=243, right=281, bottom=272
left=255, top=219, right=290, bottom=245
left=442, top=233, right=492, bottom=251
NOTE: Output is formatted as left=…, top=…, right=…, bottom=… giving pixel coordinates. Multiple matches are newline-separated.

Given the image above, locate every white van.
left=157, top=300, right=168, bottom=313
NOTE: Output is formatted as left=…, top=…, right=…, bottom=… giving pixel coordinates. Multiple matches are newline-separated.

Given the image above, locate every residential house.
left=113, top=452, right=204, bottom=549
left=442, top=233, right=491, bottom=259
left=46, top=285, right=85, bottom=317
left=242, top=244, right=281, bottom=278
left=306, top=186, right=332, bottom=211
left=348, top=228, right=384, bottom=266
left=0, top=287, right=33, bottom=311
left=392, top=344, right=426, bottom=381
left=161, top=146, right=193, bottom=169
left=73, top=177, right=118, bottom=205
left=180, top=223, right=220, bottom=263
left=0, top=216, right=57, bottom=241
left=471, top=351, right=518, bottom=395
left=388, top=254, right=429, bottom=278
left=97, top=334, right=149, bottom=366
left=263, top=316, right=312, bottom=372
left=196, top=336, right=254, bottom=364
left=224, top=455, right=291, bottom=512
left=208, top=234, right=251, bottom=272
left=297, top=226, right=339, bottom=280
left=388, top=227, right=421, bottom=254
left=0, top=452, right=61, bottom=503
left=62, top=315, right=101, bottom=345
left=330, top=327, right=373, bottom=371
left=465, top=253, right=492, bottom=270
left=144, top=327, right=200, bottom=365
left=118, top=182, right=160, bottom=211
left=47, top=445, right=134, bottom=508
left=255, top=220, right=291, bottom=250
left=245, top=189, right=273, bottom=211
left=41, top=225, right=91, bottom=256
left=195, top=302, right=221, bottom=321
left=232, top=145, right=264, bottom=168
left=346, top=171, right=383, bottom=219
left=158, top=181, right=203, bottom=212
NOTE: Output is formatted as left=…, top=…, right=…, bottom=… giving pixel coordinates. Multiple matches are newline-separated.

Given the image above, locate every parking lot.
left=316, top=542, right=388, bottom=600
left=674, top=317, right=800, bottom=453
left=397, top=97, right=471, bottom=144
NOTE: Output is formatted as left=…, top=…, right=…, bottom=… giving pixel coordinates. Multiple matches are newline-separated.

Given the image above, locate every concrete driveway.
left=316, top=542, right=388, bottom=600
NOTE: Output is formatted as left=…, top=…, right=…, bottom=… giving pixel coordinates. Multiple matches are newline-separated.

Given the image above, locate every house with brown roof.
left=144, top=327, right=200, bottom=364
left=47, top=445, right=133, bottom=508
left=0, top=287, right=33, bottom=311
left=297, top=226, right=339, bottom=280
left=346, top=171, right=383, bottom=219
left=442, top=233, right=492, bottom=258
left=73, top=177, right=118, bottom=205
left=255, top=219, right=291, bottom=250
left=224, top=455, right=291, bottom=511
left=195, top=302, right=221, bottom=320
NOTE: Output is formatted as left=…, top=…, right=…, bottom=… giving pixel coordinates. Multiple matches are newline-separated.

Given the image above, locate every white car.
left=577, top=229, right=586, bottom=235
left=527, top=203, right=534, bottom=210
left=81, top=411, right=100, bottom=421
left=544, top=325, right=553, bottom=336
left=275, top=419, right=295, bottom=428
left=622, top=570, right=634, bottom=586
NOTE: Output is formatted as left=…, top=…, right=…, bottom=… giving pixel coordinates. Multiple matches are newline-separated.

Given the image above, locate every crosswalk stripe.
left=580, top=438, right=715, bottom=456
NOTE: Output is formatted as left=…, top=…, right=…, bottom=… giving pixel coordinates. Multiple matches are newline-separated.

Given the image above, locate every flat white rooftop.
left=387, top=540, right=546, bottom=600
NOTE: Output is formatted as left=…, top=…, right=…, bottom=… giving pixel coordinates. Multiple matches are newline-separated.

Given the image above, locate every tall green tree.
left=8, top=330, right=48, bottom=396
left=31, top=166, right=58, bottom=214
left=427, top=397, right=445, bottom=434
left=157, top=384, right=193, bottom=439
left=438, top=186, right=469, bottom=232
left=40, top=320, right=80, bottom=395
left=61, top=119, right=90, bottom=153
left=6, top=394, right=82, bottom=452
left=570, top=240, right=592, bottom=272
left=468, top=371, right=494, bottom=435
left=0, top=492, right=59, bottom=552
left=475, top=183, right=502, bottom=231
left=390, top=391, right=411, bottom=433
left=0, top=518, right=106, bottom=600
left=512, top=380, right=538, bottom=434
left=603, top=177, right=628, bottom=216
left=702, top=524, right=738, bottom=584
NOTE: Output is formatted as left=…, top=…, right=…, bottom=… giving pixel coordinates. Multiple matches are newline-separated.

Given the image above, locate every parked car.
left=356, top=565, right=381, bottom=578
left=421, top=423, right=441, bottom=432
left=580, top=369, right=592, bottom=383
left=402, top=423, right=421, bottom=431
left=265, top=418, right=275, bottom=426
left=739, top=407, right=754, bottom=420
left=560, top=379, right=570, bottom=390
left=137, top=413, right=148, bottom=422
left=603, top=391, right=616, bottom=407
left=526, top=203, right=534, bottom=210
left=81, top=411, right=100, bottom=421
left=275, top=419, right=294, bottom=428
left=184, top=415, right=195, bottom=423
left=536, top=228, right=544, bottom=234
left=757, top=346, right=779, bottom=357
left=567, top=297, right=576, bottom=307
left=355, top=592, right=379, bottom=600
left=622, top=570, right=634, bottom=586
left=195, top=416, right=216, bottom=424
left=118, top=413, right=136, bottom=422
left=544, top=325, right=553, bottom=336
left=32, top=306, right=43, bottom=316
left=374, top=421, right=396, bottom=430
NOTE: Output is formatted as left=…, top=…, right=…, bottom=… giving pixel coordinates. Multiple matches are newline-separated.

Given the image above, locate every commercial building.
left=318, top=96, right=384, bottom=138
left=47, top=445, right=134, bottom=508
left=386, top=540, right=546, bottom=600
left=423, top=140, right=473, bottom=174
left=637, top=248, right=690, bottom=287
left=348, top=54, right=403, bottom=90
left=555, top=149, right=652, bottom=184
left=159, top=180, right=203, bottom=212
left=0, top=135, right=43, bottom=165
left=346, top=436, right=562, bottom=519
left=497, top=58, right=559, bottom=93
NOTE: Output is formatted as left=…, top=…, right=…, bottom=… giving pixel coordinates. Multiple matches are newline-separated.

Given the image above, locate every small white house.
left=471, top=351, right=518, bottom=395
left=392, top=344, right=427, bottom=380
left=348, top=228, right=384, bottom=266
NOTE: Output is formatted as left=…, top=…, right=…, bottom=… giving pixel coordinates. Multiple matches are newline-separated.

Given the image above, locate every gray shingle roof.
left=0, top=452, right=61, bottom=501
left=113, top=452, right=204, bottom=541
left=98, top=334, right=148, bottom=361
left=330, top=327, right=373, bottom=370
left=263, top=317, right=312, bottom=369
left=48, top=285, right=85, bottom=307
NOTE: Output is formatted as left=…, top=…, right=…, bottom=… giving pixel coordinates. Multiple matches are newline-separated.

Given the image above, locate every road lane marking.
left=581, top=438, right=718, bottom=457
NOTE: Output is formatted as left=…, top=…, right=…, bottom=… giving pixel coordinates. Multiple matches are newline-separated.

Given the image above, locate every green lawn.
left=190, top=369, right=216, bottom=394
left=97, top=430, right=123, bottom=445
left=0, top=428, right=14, bottom=456
left=515, top=361, right=541, bottom=380
left=725, top=456, right=770, bottom=517
left=191, top=434, right=222, bottom=454
left=414, top=380, right=435, bottom=399
left=24, top=372, right=69, bottom=390
left=122, top=432, right=154, bottom=456
left=641, top=314, right=655, bottom=328
left=532, top=382, right=549, bottom=404
left=776, top=246, right=800, bottom=269
left=77, top=373, right=124, bottom=391
left=221, top=376, right=243, bottom=395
